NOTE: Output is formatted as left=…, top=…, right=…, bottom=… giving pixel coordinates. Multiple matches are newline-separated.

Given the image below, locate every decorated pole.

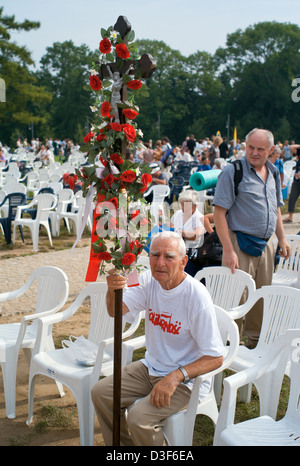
left=78, top=16, right=156, bottom=446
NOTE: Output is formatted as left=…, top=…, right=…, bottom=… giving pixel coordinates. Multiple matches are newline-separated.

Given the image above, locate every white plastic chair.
left=27, top=282, right=142, bottom=446
left=0, top=266, right=69, bottom=419
left=194, top=266, right=256, bottom=316
left=272, top=234, right=300, bottom=288
left=214, top=329, right=300, bottom=446
left=13, top=192, right=57, bottom=251
left=49, top=188, right=74, bottom=237
left=194, top=266, right=256, bottom=403
left=0, top=182, right=27, bottom=218
left=228, top=285, right=300, bottom=417
left=59, top=190, right=85, bottom=237
left=144, top=185, right=170, bottom=224
left=125, top=305, right=239, bottom=446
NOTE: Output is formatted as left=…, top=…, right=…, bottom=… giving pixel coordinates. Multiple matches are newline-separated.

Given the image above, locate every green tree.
left=36, top=41, right=97, bottom=143
left=0, top=7, right=52, bottom=146
left=215, top=21, right=300, bottom=141
left=134, top=40, right=198, bottom=144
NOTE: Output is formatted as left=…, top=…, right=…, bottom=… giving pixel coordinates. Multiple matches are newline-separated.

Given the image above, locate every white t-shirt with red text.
left=123, top=270, right=224, bottom=393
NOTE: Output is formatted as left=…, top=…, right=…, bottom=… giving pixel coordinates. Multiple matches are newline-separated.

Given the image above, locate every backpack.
left=190, top=229, right=223, bottom=267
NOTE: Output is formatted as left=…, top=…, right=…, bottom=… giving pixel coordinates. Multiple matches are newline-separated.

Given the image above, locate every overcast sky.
left=3, top=0, right=300, bottom=67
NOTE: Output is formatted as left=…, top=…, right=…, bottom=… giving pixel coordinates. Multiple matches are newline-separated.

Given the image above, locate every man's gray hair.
left=245, top=128, right=274, bottom=149
left=150, top=231, right=186, bottom=258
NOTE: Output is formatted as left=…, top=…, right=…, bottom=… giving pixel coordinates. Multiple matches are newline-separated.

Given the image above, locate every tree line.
left=1, top=7, right=300, bottom=149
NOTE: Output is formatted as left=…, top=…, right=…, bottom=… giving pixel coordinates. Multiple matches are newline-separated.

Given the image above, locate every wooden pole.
left=113, top=288, right=123, bottom=445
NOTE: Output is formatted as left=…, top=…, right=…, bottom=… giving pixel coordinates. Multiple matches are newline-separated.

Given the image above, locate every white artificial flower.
left=137, top=129, right=144, bottom=138
left=90, top=106, right=98, bottom=113
left=89, top=69, right=98, bottom=76
left=110, top=30, right=118, bottom=40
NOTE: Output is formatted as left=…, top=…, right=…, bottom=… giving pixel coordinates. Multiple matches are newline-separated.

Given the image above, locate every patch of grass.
left=34, top=404, right=76, bottom=435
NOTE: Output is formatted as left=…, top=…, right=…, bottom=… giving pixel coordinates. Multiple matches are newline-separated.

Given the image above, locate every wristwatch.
left=178, top=366, right=190, bottom=383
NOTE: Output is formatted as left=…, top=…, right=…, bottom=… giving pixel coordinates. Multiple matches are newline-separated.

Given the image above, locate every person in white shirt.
left=91, top=231, right=223, bottom=446
left=171, top=190, right=206, bottom=276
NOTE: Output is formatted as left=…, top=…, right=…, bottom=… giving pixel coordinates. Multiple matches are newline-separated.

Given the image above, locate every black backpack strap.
left=233, top=158, right=278, bottom=196
left=233, top=159, right=243, bottom=196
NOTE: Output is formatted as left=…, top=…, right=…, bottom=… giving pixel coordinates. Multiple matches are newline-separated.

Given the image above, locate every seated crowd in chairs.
left=0, top=139, right=300, bottom=446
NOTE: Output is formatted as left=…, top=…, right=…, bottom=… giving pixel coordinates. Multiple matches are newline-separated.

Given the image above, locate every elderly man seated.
left=91, top=231, right=223, bottom=446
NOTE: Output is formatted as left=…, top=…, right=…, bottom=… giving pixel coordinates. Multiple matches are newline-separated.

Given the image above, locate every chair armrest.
left=32, top=302, right=80, bottom=355
left=122, top=335, right=146, bottom=366
left=226, top=290, right=261, bottom=321
left=0, top=282, right=31, bottom=302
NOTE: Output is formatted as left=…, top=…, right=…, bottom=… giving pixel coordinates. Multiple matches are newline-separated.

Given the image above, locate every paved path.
left=1, top=213, right=300, bottom=317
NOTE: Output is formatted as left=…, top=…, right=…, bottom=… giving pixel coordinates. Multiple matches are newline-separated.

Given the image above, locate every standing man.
left=213, top=128, right=291, bottom=348
left=91, top=231, right=223, bottom=446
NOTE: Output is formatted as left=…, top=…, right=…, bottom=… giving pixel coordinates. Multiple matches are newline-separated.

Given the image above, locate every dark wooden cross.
left=99, top=16, right=156, bottom=125
left=102, top=16, right=156, bottom=447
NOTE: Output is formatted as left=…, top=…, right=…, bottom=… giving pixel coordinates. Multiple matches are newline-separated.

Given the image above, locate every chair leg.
left=18, top=224, right=24, bottom=242
left=74, top=385, right=95, bottom=446
left=239, top=383, right=252, bottom=404
left=27, top=372, right=37, bottom=426
left=1, top=349, right=18, bottom=419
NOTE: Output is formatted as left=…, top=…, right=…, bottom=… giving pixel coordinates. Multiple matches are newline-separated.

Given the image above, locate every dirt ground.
left=0, top=306, right=105, bottom=447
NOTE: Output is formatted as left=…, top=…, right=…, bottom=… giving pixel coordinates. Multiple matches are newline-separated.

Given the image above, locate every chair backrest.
left=276, top=234, right=300, bottom=277
left=194, top=266, right=256, bottom=311
left=86, top=282, right=116, bottom=344
left=48, top=181, right=63, bottom=194
left=37, top=187, right=54, bottom=195
left=256, top=285, right=300, bottom=352
left=2, top=182, right=26, bottom=195
left=61, top=282, right=117, bottom=346
left=72, top=190, right=85, bottom=215
left=151, top=184, right=170, bottom=203
left=2, top=192, right=26, bottom=220
left=29, top=266, right=69, bottom=314
left=34, top=193, right=57, bottom=222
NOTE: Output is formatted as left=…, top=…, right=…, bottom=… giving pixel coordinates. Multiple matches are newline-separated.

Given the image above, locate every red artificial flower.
left=62, top=172, right=69, bottom=183
left=98, top=251, right=112, bottom=261
left=140, top=173, right=152, bottom=192
left=101, top=174, right=115, bottom=189
left=115, top=43, right=130, bottom=59
left=99, top=38, right=112, bottom=54
left=89, top=75, right=102, bottom=91
left=97, top=194, right=106, bottom=203
left=101, top=101, right=112, bottom=117
left=120, top=170, right=136, bottom=183
left=68, top=176, right=75, bottom=190
left=96, top=133, right=106, bottom=142
left=122, top=108, right=139, bottom=120
left=121, top=252, right=136, bottom=266
left=83, top=131, right=95, bottom=143
left=111, top=122, right=122, bottom=132
left=126, top=79, right=142, bottom=90
left=110, top=153, right=124, bottom=165
left=122, top=124, right=137, bottom=143
left=129, top=239, right=141, bottom=252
